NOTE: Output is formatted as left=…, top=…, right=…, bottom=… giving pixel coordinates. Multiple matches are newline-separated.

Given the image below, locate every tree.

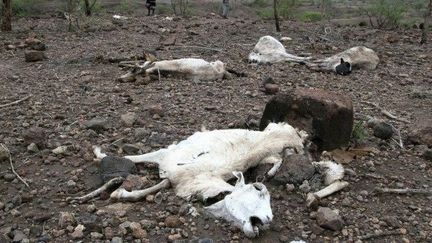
left=273, top=0, right=280, bottom=32
left=421, top=0, right=432, bottom=44
left=1, top=0, right=12, bottom=31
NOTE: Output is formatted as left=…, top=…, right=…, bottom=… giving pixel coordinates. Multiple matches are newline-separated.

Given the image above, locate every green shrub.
left=362, top=0, right=408, bottom=28
left=351, top=121, right=367, bottom=142
left=11, top=0, right=33, bottom=17
left=298, top=11, right=322, bottom=22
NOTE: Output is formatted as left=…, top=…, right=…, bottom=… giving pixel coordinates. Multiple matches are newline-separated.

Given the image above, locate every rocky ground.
left=0, top=10, right=432, bottom=243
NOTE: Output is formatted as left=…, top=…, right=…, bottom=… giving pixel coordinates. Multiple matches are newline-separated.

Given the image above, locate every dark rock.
left=22, top=126, right=46, bottom=148
left=316, top=207, right=344, bottom=231
left=408, top=123, right=432, bottom=147
left=3, top=173, right=15, bottom=182
left=24, top=50, right=46, bottom=62
left=373, top=122, right=393, bottom=140
left=260, top=88, right=353, bottom=151
left=122, top=144, right=141, bottom=155
left=83, top=118, right=110, bottom=133
left=0, top=145, right=9, bottom=162
left=263, top=83, right=279, bottom=95
left=423, top=149, right=432, bottom=162
left=12, top=230, right=26, bottom=242
left=100, top=156, right=137, bottom=183
left=247, top=155, right=316, bottom=186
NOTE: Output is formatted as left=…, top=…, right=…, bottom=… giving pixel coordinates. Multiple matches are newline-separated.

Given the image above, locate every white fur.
left=309, top=46, right=379, bottom=72
left=145, top=58, right=226, bottom=81
left=248, top=36, right=311, bottom=64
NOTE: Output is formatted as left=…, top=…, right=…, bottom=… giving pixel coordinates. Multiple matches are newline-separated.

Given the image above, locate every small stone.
left=165, top=215, right=182, bottom=228
left=299, top=180, right=311, bottom=193
left=83, top=118, right=110, bottom=133
left=52, top=146, right=68, bottom=155
left=91, top=232, right=104, bottom=239
left=87, top=204, right=97, bottom=213
left=3, top=173, right=16, bottom=181
left=22, top=126, right=46, bottom=148
left=263, top=83, right=279, bottom=95
left=24, top=50, right=46, bottom=62
left=134, top=128, right=147, bottom=140
left=27, top=143, right=39, bottom=153
left=66, top=180, right=76, bottom=187
left=104, top=227, right=114, bottom=239
left=129, top=222, right=147, bottom=239
left=148, top=105, right=164, bottom=116
left=111, top=236, right=123, bottom=243
left=10, top=209, right=21, bottom=217
left=286, top=183, right=295, bottom=192
left=0, top=145, right=10, bottom=162
left=140, top=219, right=156, bottom=230
left=12, top=230, right=26, bottom=242
left=316, top=207, right=344, bottom=231
left=168, top=233, right=182, bottom=241
left=70, top=224, right=85, bottom=239
left=122, top=144, right=141, bottom=155
left=121, top=112, right=137, bottom=126
left=373, top=122, right=393, bottom=140
left=146, top=194, right=154, bottom=202
left=59, top=212, right=76, bottom=228
left=52, top=229, right=65, bottom=237
left=6, top=44, right=16, bottom=50
left=423, top=149, right=432, bottom=161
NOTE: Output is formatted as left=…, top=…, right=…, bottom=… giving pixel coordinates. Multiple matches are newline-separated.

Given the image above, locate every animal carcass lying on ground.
left=248, top=36, right=311, bottom=64
left=70, top=123, right=348, bottom=238
left=119, top=58, right=227, bottom=82
left=307, top=46, right=379, bottom=75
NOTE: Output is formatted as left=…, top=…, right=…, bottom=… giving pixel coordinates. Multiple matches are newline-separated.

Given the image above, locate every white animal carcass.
left=248, top=36, right=311, bottom=64
left=308, top=46, right=379, bottom=75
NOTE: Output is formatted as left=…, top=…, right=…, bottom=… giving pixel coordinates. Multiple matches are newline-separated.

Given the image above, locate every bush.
left=298, top=11, right=322, bottom=22
left=362, top=0, right=408, bottom=28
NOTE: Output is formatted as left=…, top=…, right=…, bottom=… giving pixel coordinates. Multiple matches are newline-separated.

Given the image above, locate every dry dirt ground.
left=0, top=10, right=432, bottom=243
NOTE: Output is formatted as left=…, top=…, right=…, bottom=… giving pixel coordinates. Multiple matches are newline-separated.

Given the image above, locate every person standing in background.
left=222, top=0, right=229, bottom=18
left=146, top=0, right=156, bottom=16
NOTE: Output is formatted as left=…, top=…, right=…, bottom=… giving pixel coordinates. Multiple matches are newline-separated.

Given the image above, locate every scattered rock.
left=372, top=122, right=393, bottom=140
left=165, top=215, right=182, bottom=228
left=87, top=204, right=97, bottom=213
left=103, top=203, right=132, bottom=217
left=59, top=212, right=76, bottom=228
left=111, top=236, right=123, bottom=243
left=121, top=112, right=137, bottom=126
left=408, top=122, right=432, bottom=147
left=12, top=230, right=26, bottom=242
left=3, top=173, right=15, bottom=181
left=263, top=83, right=279, bottom=95
left=22, top=126, right=46, bottom=148
left=52, top=146, right=68, bottom=155
left=83, top=118, right=110, bottom=133
left=134, top=128, right=147, bottom=140
left=299, top=180, right=311, bottom=193
left=260, top=88, right=353, bottom=150
left=168, top=233, right=182, bottom=241
left=121, top=174, right=149, bottom=191
left=90, top=232, right=103, bottom=239
left=129, top=222, right=147, bottom=239
left=316, top=207, right=344, bottom=231
left=0, top=145, right=9, bottom=162
left=24, top=50, right=46, bottom=62
left=423, top=149, right=432, bottom=161
left=122, top=143, right=141, bottom=155
left=99, top=156, right=137, bottom=183
left=70, top=224, right=85, bottom=239
left=27, top=143, right=39, bottom=153
left=148, top=105, right=164, bottom=116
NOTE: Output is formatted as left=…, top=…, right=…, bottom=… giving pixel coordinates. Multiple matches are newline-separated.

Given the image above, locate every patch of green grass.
left=256, top=7, right=273, bottom=19
left=351, top=121, right=367, bottom=142
left=156, top=3, right=173, bottom=15
left=297, top=11, right=322, bottom=22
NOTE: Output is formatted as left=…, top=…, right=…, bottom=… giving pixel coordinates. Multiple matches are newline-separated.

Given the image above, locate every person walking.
left=222, top=0, right=229, bottom=18
left=146, top=0, right=156, bottom=16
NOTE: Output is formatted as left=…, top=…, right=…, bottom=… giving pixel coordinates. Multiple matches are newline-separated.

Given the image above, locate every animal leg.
left=110, top=179, right=170, bottom=201
left=261, top=155, right=283, bottom=178
left=306, top=180, right=349, bottom=207
left=124, top=148, right=168, bottom=163
left=67, top=177, right=124, bottom=204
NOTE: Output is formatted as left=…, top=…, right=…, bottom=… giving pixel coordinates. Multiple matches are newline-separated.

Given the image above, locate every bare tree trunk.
left=421, top=0, right=432, bottom=44
left=273, top=0, right=280, bottom=32
left=1, top=0, right=12, bottom=31
left=84, top=0, right=91, bottom=16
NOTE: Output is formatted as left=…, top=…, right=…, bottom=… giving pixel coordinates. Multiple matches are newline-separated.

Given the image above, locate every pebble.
left=70, top=224, right=85, bottom=239
left=121, top=112, right=137, bottom=126
left=3, top=173, right=16, bottom=181
left=59, top=212, right=76, bottom=228
left=27, top=143, right=39, bottom=153
left=165, top=215, right=182, bottom=228
left=130, top=222, right=147, bottom=239
left=52, top=146, right=68, bottom=155
left=168, top=233, right=182, bottom=241
left=12, top=230, right=26, bottom=242
left=112, top=236, right=123, bottom=243
left=90, top=232, right=104, bottom=239
left=286, top=183, right=295, bottom=192
left=87, top=204, right=97, bottom=213
left=316, top=207, right=344, bottom=231
left=66, top=180, right=76, bottom=187
left=299, top=180, right=311, bottom=193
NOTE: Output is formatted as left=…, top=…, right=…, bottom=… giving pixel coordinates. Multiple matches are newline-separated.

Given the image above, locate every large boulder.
left=260, top=88, right=353, bottom=151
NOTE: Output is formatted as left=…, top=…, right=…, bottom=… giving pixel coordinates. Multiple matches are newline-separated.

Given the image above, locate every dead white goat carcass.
left=78, top=123, right=307, bottom=237
left=248, top=36, right=311, bottom=64
left=308, top=46, right=379, bottom=75
left=119, top=58, right=227, bottom=82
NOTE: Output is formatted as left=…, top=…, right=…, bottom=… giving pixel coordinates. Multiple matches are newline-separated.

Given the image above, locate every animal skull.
left=205, top=172, right=273, bottom=238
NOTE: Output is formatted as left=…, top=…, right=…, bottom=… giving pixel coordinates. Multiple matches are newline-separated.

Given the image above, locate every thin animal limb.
left=266, top=159, right=282, bottom=177
left=110, top=179, right=170, bottom=201
left=306, top=180, right=349, bottom=207
left=66, top=177, right=124, bottom=203
left=124, top=149, right=168, bottom=163
left=361, top=101, right=410, bottom=123
left=0, top=95, right=32, bottom=108
left=389, top=124, right=404, bottom=149
left=374, top=187, right=432, bottom=195
left=0, top=144, right=30, bottom=188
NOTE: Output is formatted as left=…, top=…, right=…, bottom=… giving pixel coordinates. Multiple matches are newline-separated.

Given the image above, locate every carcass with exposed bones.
left=119, top=58, right=227, bottom=82
left=70, top=123, right=349, bottom=238
left=248, top=36, right=311, bottom=64
left=307, top=46, right=379, bottom=75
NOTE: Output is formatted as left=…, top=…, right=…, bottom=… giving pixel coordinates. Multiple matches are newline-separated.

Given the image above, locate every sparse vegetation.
left=361, top=0, right=408, bottom=28
left=298, top=10, right=322, bottom=22
left=351, top=121, right=367, bottom=142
